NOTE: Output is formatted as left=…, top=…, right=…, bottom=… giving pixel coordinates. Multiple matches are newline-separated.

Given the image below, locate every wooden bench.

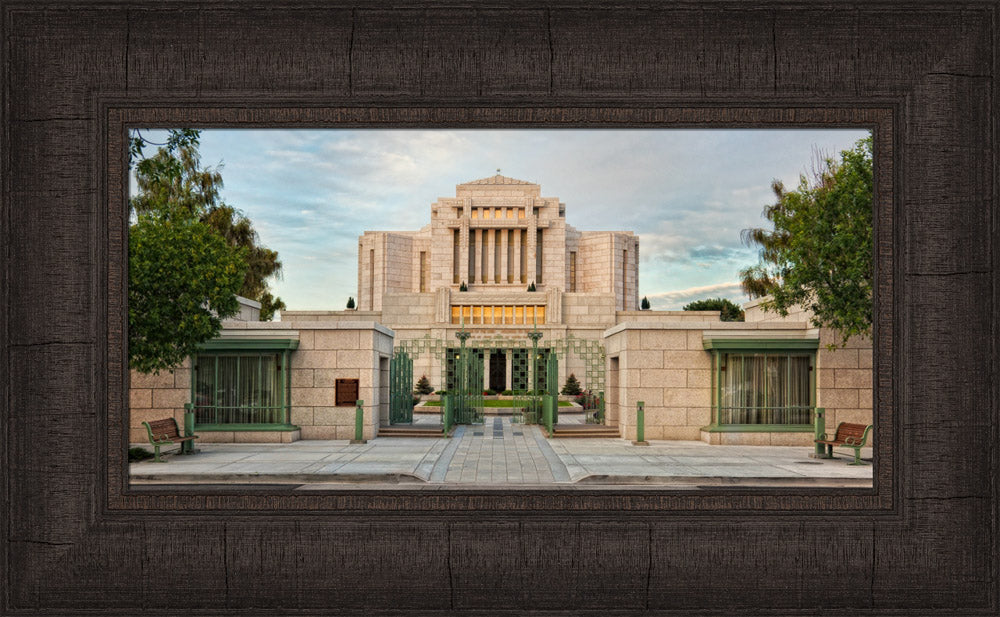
left=142, top=417, right=198, bottom=463
left=815, top=422, right=872, bottom=465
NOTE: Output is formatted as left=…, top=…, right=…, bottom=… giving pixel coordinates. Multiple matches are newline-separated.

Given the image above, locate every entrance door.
left=489, top=349, right=506, bottom=392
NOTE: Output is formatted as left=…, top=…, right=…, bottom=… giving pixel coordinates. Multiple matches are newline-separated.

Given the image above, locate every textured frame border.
left=104, top=104, right=895, bottom=514
left=4, top=1, right=996, bottom=614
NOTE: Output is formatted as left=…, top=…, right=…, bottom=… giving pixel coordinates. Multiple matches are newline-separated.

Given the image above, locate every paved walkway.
left=131, top=414, right=873, bottom=488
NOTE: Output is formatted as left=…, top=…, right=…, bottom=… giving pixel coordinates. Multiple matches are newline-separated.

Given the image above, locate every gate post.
left=812, top=407, right=828, bottom=458
left=351, top=400, right=367, bottom=444
left=542, top=394, right=556, bottom=437
left=443, top=394, right=454, bottom=436
left=633, top=401, right=649, bottom=445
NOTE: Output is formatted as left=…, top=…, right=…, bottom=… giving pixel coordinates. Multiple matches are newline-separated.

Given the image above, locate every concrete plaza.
left=130, top=414, right=873, bottom=489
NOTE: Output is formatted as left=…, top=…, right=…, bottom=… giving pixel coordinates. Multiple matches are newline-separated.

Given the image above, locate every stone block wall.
left=285, top=320, right=393, bottom=441
left=604, top=315, right=874, bottom=446
left=129, top=359, right=191, bottom=443
left=129, top=320, right=394, bottom=444
left=577, top=232, right=612, bottom=294
left=816, top=327, right=874, bottom=437
left=604, top=324, right=711, bottom=442
left=562, top=293, right=617, bottom=327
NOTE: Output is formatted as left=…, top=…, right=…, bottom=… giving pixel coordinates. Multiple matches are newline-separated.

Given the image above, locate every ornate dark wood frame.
left=3, top=1, right=996, bottom=614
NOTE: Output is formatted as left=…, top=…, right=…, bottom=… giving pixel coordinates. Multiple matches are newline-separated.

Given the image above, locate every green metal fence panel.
left=389, top=349, right=414, bottom=424
left=395, top=330, right=606, bottom=427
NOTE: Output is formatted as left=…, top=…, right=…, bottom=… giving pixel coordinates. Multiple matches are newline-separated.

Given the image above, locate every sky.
left=131, top=128, right=870, bottom=311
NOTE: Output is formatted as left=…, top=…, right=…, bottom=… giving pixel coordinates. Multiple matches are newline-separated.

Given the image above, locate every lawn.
left=420, top=400, right=575, bottom=408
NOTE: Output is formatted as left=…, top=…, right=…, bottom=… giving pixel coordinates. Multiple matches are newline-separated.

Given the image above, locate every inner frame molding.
left=102, top=104, right=896, bottom=514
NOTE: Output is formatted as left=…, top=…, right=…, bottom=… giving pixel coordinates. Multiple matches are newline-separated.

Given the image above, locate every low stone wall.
left=129, top=320, right=394, bottom=444
left=604, top=316, right=874, bottom=446
left=128, top=359, right=191, bottom=443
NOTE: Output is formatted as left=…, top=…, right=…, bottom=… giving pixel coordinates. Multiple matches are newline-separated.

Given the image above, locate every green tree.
left=682, top=297, right=745, bottom=322
left=414, top=375, right=434, bottom=395
left=561, top=373, right=583, bottom=396
left=640, top=296, right=651, bottom=310
left=739, top=136, right=873, bottom=344
left=129, top=215, right=246, bottom=373
left=346, top=296, right=356, bottom=309
left=131, top=132, right=286, bottom=320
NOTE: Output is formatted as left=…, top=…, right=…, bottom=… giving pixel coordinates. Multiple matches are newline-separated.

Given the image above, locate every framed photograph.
left=120, top=124, right=881, bottom=494
left=3, top=1, right=996, bottom=614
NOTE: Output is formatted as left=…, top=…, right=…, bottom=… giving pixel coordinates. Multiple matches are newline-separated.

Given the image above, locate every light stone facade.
left=129, top=175, right=873, bottom=447
left=129, top=320, right=393, bottom=444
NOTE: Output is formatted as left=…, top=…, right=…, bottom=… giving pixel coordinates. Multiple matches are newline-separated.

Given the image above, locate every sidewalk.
left=131, top=415, right=873, bottom=489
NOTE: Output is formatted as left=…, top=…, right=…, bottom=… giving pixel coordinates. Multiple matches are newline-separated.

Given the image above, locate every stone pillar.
left=528, top=213, right=537, bottom=287
left=469, top=229, right=483, bottom=285
left=513, top=229, right=522, bottom=284
left=500, top=228, right=509, bottom=284
left=506, top=351, right=513, bottom=391
left=459, top=219, right=469, bottom=287
left=486, top=229, right=495, bottom=285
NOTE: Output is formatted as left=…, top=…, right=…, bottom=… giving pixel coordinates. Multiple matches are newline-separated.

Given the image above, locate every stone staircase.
left=377, top=424, right=449, bottom=438
left=550, top=423, right=621, bottom=438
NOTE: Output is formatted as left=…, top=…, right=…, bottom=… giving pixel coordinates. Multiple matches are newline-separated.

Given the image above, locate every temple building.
left=128, top=174, right=873, bottom=448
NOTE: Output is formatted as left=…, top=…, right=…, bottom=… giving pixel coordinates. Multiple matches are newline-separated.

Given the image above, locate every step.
left=377, top=425, right=448, bottom=438
left=551, top=424, right=620, bottom=438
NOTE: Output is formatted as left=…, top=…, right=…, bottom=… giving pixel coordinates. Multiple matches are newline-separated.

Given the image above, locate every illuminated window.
left=515, top=306, right=524, bottom=324
left=526, top=306, right=535, bottom=324
left=504, top=306, right=513, bottom=324
left=472, top=209, right=479, bottom=219
left=537, top=306, right=545, bottom=324
left=451, top=306, right=461, bottom=324
left=462, top=306, right=471, bottom=323
left=506, top=208, right=514, bottom=219
left=472, top=306, right=482, bottom=324
left=518, top=208, right=525, bottom=219
left=483, top=306, right=494, bottom=324
left=483, top=208, right=491, bottom=219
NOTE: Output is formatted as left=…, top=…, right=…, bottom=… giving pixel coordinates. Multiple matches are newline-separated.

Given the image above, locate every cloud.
left=644, top=281, right=749, bottom=310
left=154, top=127, right=870, bottom=310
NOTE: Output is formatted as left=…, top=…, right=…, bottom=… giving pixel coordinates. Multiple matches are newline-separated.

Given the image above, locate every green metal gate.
left=394, top=325, right=605, bottom=429
left=449, top=328, right=484, bottom=424
left=389, top=349, right=414, bottom=424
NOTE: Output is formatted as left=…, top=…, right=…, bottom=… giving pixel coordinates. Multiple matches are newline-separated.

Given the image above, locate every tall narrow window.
left=520, top=230, right=527, bottom=283
left=536, top=229, right=543, bottom=284
left=453, top=229, right=460, bottom=284
left=569, top=251, right=577, bottom=292
left=481, top=230, right=488, bottom=284
left=419, top=251, right=428, bottom=292
left=468, top=230, right=476, bottom=283
left=507, top=230, right=514, bottom=283
left=369, top=248, right=375, bottom=309
left=622, top=249, right=627, bottom=310
left=494, top=230, right=501, bottom=283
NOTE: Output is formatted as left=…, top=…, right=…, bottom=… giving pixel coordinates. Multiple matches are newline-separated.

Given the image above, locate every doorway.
left=489, top=349, right=506, bottom=392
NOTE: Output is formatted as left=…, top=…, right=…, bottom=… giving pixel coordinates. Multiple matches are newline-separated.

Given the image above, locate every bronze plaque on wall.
left=334, top=378, right=359, bottom=407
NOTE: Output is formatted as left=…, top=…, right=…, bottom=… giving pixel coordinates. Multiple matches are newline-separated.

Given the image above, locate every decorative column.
left=500, top=229, right=509, bottom=284
left=527, top=214, right=537, bottom=286
left=512, top=229, right=522, bottom=283
left=459, top=219, right=469, bottom=286
left=483, top=229, right=500, bottom=283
